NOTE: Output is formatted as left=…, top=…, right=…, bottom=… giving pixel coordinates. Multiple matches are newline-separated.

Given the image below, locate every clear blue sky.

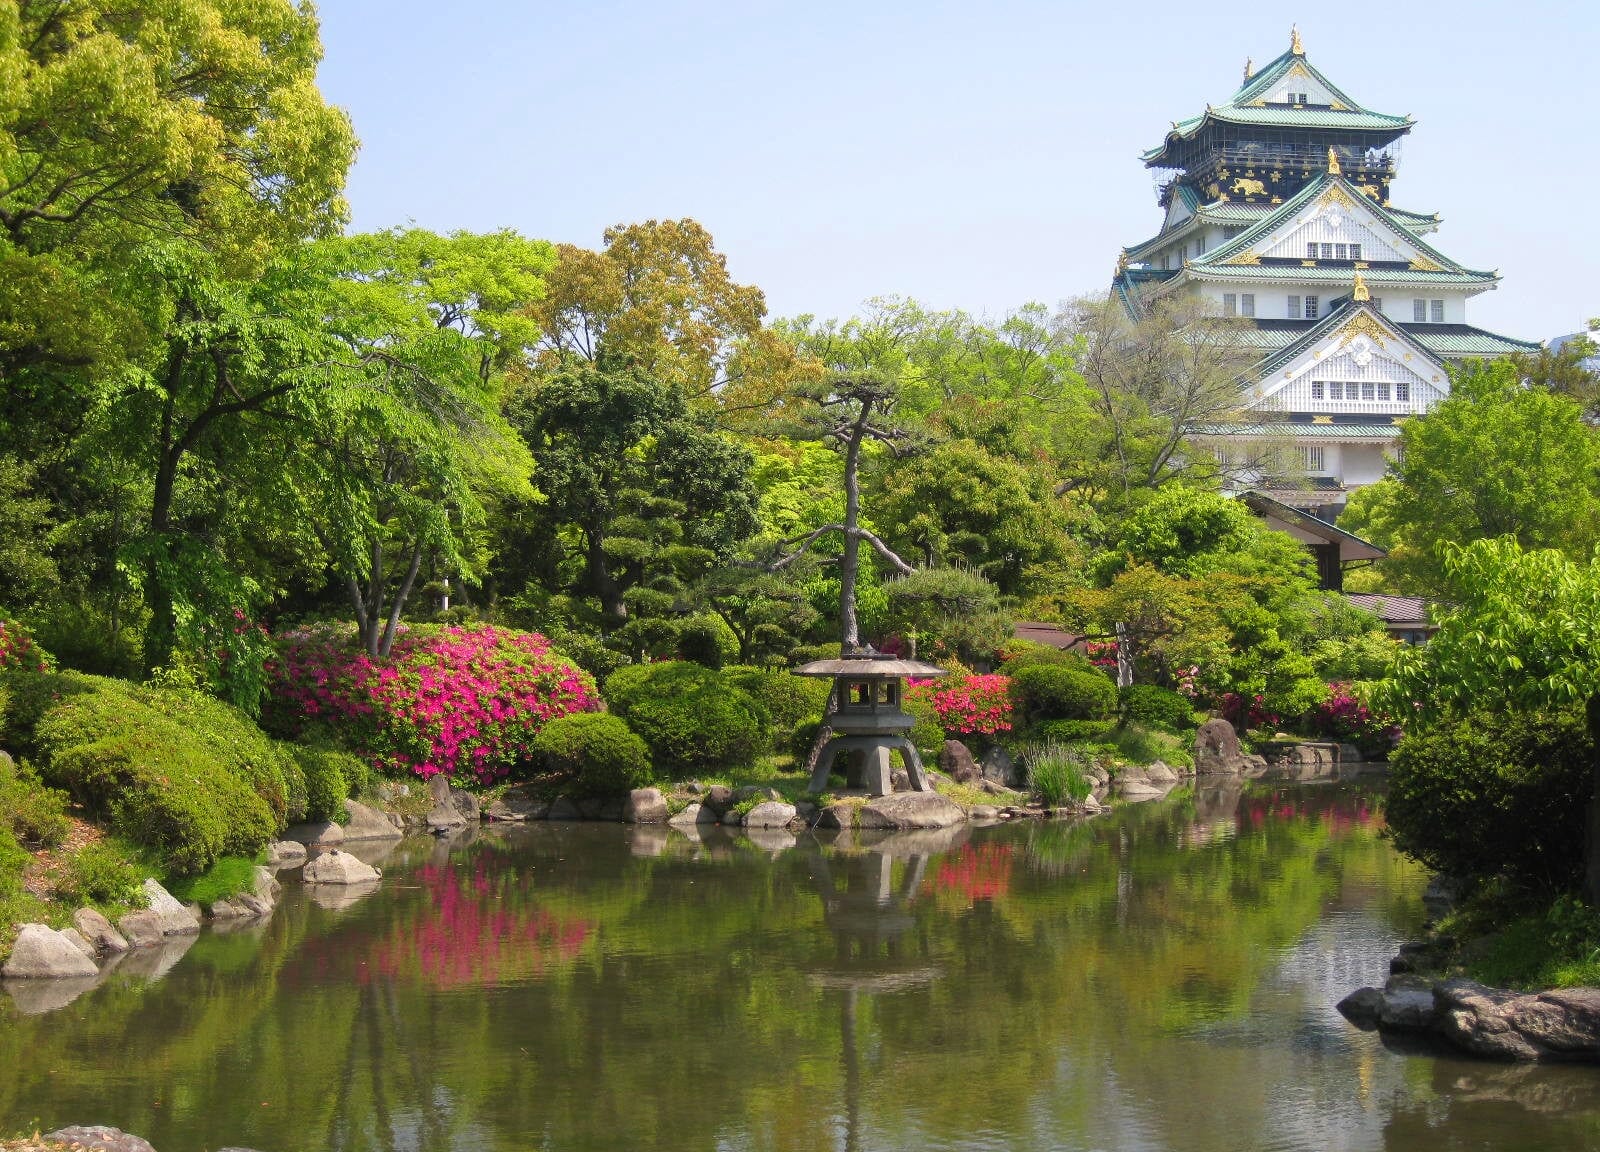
left=316, top=1, right=1597, bottom=341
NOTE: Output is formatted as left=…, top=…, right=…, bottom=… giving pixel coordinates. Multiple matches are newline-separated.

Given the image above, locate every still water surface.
left=4, top=780, right=1600, bottom=1152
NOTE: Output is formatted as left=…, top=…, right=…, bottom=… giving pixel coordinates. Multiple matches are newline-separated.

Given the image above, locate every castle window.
left=1320, top=243, right=1334, bottom=259
left=1396, top=382, right=1410, bottom=402
left=1287, top=295, right=1301, bottom=319
left=1377, top=382, right=1391, bottom=401
left=1361, top=382, right=1376, bottom=401
left=1311, top=381, right=1324, bottom=400
left=1431, top=299, right=1445, bottom=322
left=1328, top=382, right=1343, bottom=400
left=1307, top=243, right=1318, bottom=260
left=1304, top=295, right=1320, bottom=319
left=1222, top=293, right=1237, bottom=316
left=1335, top=244, right=1348, bottom=260
left=1350, top=244, right=1362, bottom=260
left=1413, top=298, right=1427, bottom=322
left=1298, top=446, right=1326, bottom=471
left=1241, top=293, right=1255, bottom=317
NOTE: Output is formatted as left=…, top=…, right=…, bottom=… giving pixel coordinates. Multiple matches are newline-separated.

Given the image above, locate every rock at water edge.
left=857, top=792, right=965, bottom=831
left=72, top=907, right=129, bottom=955
left=302, top=849, right=382, bottom=885
left=43, top=1125, right=157, bottom=1152
left=343, top=798, right=403, bottom=842
left=265, top=840, right=308, bottom=867
left=625, top=787, right=669, bottom=824
left=2, top=924, right=99, bottom=978
left=116, top=909, right=164, bottom=949
left=283, top=820, right=344, bottom=847
left=938, top=740, right=980, bottom=784
left=143, top=878, right=200, bottom=935
left=1193, top=718, right=1244, bottom=775
left=743, top=801, right=797, bottom=829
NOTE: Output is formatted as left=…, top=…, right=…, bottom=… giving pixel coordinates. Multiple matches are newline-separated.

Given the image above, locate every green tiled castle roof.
left=1189, top=421, right=1403, bottom=439
left=1142, top=44, right=1414, bottom=166
left=1230, top=320, right=1539, bottom=358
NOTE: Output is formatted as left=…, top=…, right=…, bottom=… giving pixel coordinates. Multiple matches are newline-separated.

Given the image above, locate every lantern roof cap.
left=792, top=657, right=948, bottom=678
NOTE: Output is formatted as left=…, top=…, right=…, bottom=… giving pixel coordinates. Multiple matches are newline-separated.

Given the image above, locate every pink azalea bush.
left=0, top=617, right=50, bottom=673
left=1312, top=681, right=1402, bottom=754
left=908, top=672, right=1013, bottom=736
left=265, top=623, right=599, bottom=785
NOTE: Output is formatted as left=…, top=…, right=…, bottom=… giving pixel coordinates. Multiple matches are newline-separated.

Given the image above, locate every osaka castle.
left=1113, top=28, right=1537, bottom=520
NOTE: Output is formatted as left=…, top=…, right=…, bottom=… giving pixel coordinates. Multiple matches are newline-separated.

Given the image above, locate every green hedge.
left=603, top=661, right=765, bottom=778
left=721, top=665, right=831, bottom=750
left=1387, top=709, right=1592, bottom=895
left=1031, top=718, right=1118, bottom=744
left=1009, top=664, right=1117, bottom=724
left=532, top=713, right=653, bottom=797
left=18, top=671, right=288, bottom=875
left=1118, top=684, right=1197, bottom=733
left=283, top=743, right=370, bottom=823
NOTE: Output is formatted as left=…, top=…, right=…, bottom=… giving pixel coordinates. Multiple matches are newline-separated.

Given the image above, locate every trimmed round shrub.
left=604, top=661, right=765, bottom=778
left=266, top=624, right=600, bottom=786
left=996, top=639, right=1091, bottom=674
left=284, top=744, right=369, bottom=822
left=531, top=713, right=653, bottom=797
left=55, top=841, right=142, bottom=907
left=676, top=618, right=726, bottom=669
left=1119, top=684, right=1197, bottom=733
left=1387, top=709, right=1592, bottom=894
left=722, top=666, right=832, bottom=749
left=1009, top=664, right=1116, bottom=723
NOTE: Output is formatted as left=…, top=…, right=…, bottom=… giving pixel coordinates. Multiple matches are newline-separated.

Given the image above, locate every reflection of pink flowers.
left=907, top=673, right=1013, bottom=735
left=365, top=863, right=591, bottom=990
left=265, top=624, right=598, bottom=784
left=927, top=843, right=1013, bottom=902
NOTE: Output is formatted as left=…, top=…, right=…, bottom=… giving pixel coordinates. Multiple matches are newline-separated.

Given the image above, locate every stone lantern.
left=793, top=650, right=948, bottom=796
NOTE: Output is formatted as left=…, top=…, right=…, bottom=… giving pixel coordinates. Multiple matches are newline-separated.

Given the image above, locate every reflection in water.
left=1, top=782, right=1592, bottom=1152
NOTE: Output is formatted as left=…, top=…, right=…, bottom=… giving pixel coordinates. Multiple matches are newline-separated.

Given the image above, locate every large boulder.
left=143, top=878, right=200, bottom=936
left=115, top=910, right=164, bottom=949
left=301, top=849, right=382, bottom=885
left=283, top=820, right=344, bottom=847
left=2, top=925, right=99, bottom=978
left=938, top=740, right=980, bottom=785
left=426, top=803, right=469, bottom=833
left=703, top=785, right=735, bottom=817
left=72, top=908, right=129, bottom=956
left=624, top=787, right=669, bottom=824
left=668, top=801, right=717, bottom=827
left=265, top=840, right=308, bottom=867
left=743, top=801, right=797, bottom=829
left=980, top=745, right=1021, bottom=789
left=1434, top=980, right=1600, bottom=1062
left=1193, top=718, right=1245, bottom=775
left=1145, top=760, right=1180, bottom=784
left=43, top=1127, right=157, bottom=1152
left=857, top=792, right=965, bottom=831
left=343, top=799, right=403, bottom=842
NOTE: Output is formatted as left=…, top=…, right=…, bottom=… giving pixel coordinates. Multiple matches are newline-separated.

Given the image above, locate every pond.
left=4, top=779, right=1599, bottom=1152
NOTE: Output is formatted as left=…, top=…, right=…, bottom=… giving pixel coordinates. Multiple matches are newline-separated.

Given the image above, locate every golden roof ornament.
left=1352, top=272, right=1370, bottom=302
left=1327, top=146, right=1341, bottom=175
left=1115, top=251, right=1129, bottom=275
left=1243, top=57, right=1253, bottom=83
left=1290, top=25, right=1304, bottom=55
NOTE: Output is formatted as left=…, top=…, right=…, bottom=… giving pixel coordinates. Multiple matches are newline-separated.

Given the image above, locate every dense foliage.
left=530, top=713, right=653, bottom=797
left=1009, top=664, right=1117, bottom=725
left=602, top=661, right=765, bottom=778
left=267, top=625, right=599, bottom=785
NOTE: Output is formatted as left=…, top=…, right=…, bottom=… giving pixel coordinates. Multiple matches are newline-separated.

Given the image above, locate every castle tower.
left=1113, top=30, right=1538, bottom=519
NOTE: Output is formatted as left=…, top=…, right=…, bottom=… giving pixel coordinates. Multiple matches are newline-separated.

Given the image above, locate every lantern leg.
left=898, top=740, right=932, bottom=793
left=809, top=737, right=842, bottom=794
left=863, top=746, right=894, bottom=796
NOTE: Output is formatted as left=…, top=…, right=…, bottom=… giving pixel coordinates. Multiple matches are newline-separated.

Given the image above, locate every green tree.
left=1341, top=360, right=1600, bottom=594
left=1368, top=537, right=1600, bottom=900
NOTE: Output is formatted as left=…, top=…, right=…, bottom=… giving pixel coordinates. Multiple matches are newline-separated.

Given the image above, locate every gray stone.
left=938, top=740, right=980, bottom=784
left=1115, top=763, right=1149, bottom=785
left=265, top=839, right=308, bottom=867
left=116, top=909, right=164, bottom=949
left=1145, top=760, right=1179, bottom=784
left=72, top=907, right=128, bottom=955
left=497, top=785, right=549, bottom=820
left=207, top=897, right=252, bottom=920
left=484, top=798, right=524, bottom=822
left=625, top=787, right=669, bottom=823
left=815, top=802, right=856, bottom=830
left=703, top=785, right=735, bottom=816
left=1337, top=743, right=1364, bottom=763
left=1084, top=763, right=1110, bottom=787
left=1193, top=717, right=1244, bottom=775
left=57, top=926, right=97, bottom=961
left=428, top=774, right=453, bottom=804
left=547, top=796, right=583, bottom=821
left=450, top=788, right=481, bottom=822
left=1081, top=793, right=1102, bottom=814
left=301, top=849, right=382, bottom=885
left=1378, top=974, right=1438, bottom=1030
left=794, top=800, right=819, bottom=822
left=668, top=801, right=717, bottom=827
left=733, top=785, right=783, bottom=804
left=1116, top=780, right=1169, bottom=801
left=343, top=798, right=404, bottom=841
left=857, top=792, right=965, bottom=830
left=284, top=820, right=344, bottom=846
left=743, top=800, right=797, bottom=829
left=426, top=802, right=469, bottom=832
left=1337, top=986, right=1385, bottom=1030
left=43, top=1127, right=156, bottom=1152
left=969, top=805, right=999, bottom=820
left=2, top=924, right=99, bottom=978
left=981, top=745, right=1020, bottom=788
left=374, top=780, right=411, bottom=801
left=1432, top=979, right=1600, bottom=1062
left=143, top=878, right=200, bottom=935
left=889, top=767, right=910, bottom=792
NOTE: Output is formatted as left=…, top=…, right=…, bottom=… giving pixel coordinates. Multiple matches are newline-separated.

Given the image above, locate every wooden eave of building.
left=1238, top=490, right=1386, bottom=562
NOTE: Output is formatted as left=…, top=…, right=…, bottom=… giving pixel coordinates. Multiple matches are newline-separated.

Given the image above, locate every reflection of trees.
left=0, top=793, right=1438, bottom=1152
